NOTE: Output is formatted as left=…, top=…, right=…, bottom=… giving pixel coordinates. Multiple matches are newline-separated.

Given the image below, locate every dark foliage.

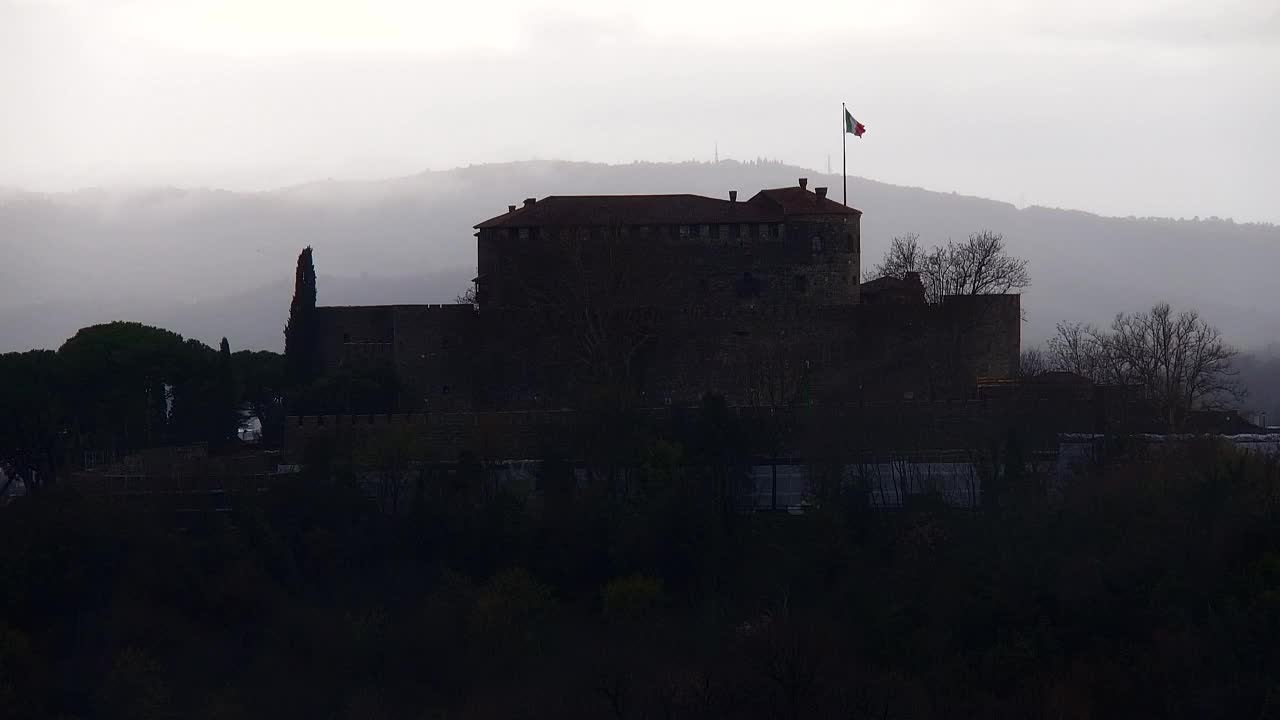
left=0, top=350, right=66, bottom=494
left=1, top=432, right=1278, bottom=719
left=232, top=349, right=288, bottom=446
left=0, top=324, right=284, bottom=488
left=289, top=363, right=403, bottom=415
left=284, top=246, right=318, bottom=388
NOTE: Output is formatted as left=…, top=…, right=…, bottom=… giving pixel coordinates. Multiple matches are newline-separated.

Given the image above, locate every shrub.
left=602, top=573, right=664, bottom=621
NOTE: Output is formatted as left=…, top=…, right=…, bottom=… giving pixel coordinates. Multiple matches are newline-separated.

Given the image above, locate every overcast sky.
left=3, top=0, right=1277, bottom=222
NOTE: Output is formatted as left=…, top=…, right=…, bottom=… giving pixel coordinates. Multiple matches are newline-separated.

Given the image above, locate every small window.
left=442, top=337, right=450, bottom=350
left=442, top=385, right=450, bottom=395
left=738, top=271, right=760, bottom=298
left=811, top=236, right=823, bottom=253
left=731, top=224, right=741, bottom=241
left=680, top=225, right=691, bottom=239
left=342, top=333, right=351, bottom=343
left=770, top=223, right=781, bottom=239
left=518, top=227, right=530, bottom=240
left=846, top=233, right=856, bottom=252
left=698, top=277, right=710, bottom=293
left=792, top=275, right=808, bottom=293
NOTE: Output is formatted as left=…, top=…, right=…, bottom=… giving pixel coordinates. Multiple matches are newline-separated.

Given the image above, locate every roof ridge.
left=540, top=193, right=725, bottom=200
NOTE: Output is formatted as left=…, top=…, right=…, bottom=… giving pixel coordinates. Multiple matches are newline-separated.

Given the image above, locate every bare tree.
left=455, top=284, right=479, bottom=309
left=870, top=231, right=1029, bottom=304
left=1046, top=322, right=1119, bottom=383
left=1048, top=304, right=1243, bottom=430
left=869, top=233, right=924, bottom=280
left=1110, top=304, right=1242, bottom=429
left=1017, top=346, right=1049, bottom=378
left=948, top=231, right=1030, bottom=297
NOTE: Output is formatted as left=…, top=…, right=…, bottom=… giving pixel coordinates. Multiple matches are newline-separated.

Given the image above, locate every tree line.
left=1, top=407, right=1278, bottom=718
left=0, top=324, right=285, bottom=496
left=871, top=231, right=1249, bottom=431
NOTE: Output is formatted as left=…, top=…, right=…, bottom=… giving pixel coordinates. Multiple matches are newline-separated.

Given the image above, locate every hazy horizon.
left=6, top=157, right=1276, bottom=231
left=4, top=0, right=1278, bottom=224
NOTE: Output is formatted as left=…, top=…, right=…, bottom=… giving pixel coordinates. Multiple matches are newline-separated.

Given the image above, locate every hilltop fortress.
left=311, top=178, right=1020, bottom=412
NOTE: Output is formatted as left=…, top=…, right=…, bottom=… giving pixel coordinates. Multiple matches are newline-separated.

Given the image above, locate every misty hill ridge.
left=1, top=159, right=1277, bottom=355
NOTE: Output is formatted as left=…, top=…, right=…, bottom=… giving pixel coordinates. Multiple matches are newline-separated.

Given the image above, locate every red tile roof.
left=475, top=194, right=777, bottom=229
left=748, top=186, right=863, bottom=216
left=860, top=274, right=922, bottom=295
left=475, top=188, right=860, bottom=229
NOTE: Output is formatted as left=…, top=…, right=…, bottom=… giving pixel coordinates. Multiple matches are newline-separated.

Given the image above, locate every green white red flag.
left=844, top=108, right=866, bottom=137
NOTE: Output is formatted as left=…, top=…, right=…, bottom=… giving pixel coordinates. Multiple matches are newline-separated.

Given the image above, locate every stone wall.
left=314, top=304, right=479, bottom=411
left=282, top=394, right=1119, bottom=466
left=476, top=218, right=858, bottom=313
left=313, top=293, right=1017, bottom=414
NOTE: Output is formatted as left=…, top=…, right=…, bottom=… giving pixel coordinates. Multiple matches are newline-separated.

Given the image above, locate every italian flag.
left=844, top=108, right=866, bottom=137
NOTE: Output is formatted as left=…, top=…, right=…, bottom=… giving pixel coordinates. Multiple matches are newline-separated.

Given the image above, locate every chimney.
left=523, top=198, right=536, bottom=207
left=729, top=190, right=738, bottom=203
left=508, top=205, right=516, bottom=213
left=798, top=178, right=808, bottom=190
left=815, top=187, right=828, bottom=199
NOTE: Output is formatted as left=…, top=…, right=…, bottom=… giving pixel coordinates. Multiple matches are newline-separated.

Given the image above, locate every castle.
left=288, top=181, right=1270, bottom=509
left=312, top=178, right=1020, bottom=413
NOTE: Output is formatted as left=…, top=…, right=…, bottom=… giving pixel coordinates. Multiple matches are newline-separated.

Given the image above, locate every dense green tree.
left=0, top=351, right=67, bottom=495
left=59, top=322, right=189, bottom=453
left=283, top=246, right=318, bottom=388
left=56, top=322, right=238, bottom=453
left=232, top=350, right=287, bottom=446
left=289, top=363, right=400, bottom=415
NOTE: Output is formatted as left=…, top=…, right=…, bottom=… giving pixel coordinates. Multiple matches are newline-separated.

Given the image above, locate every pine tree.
left=284, top=247, right=317, bottom=387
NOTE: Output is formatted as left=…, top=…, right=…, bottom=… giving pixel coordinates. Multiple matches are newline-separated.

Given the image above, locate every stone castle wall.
left=313, top=295, right=1019, bottom=413
left=314, top=304, right=479, bottom=411
left=315, top=192, right=1014, bottom=415
left=476, top=215, right=859, bottom=312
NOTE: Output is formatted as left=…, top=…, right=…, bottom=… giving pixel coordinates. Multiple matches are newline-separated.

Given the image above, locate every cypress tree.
left=218, top=337, right=239, bottom=442
left=284, top=247, right=317, bottom=387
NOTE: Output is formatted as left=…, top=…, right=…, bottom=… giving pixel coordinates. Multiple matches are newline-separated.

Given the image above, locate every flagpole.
left=842, top=102, right=847, bottom=206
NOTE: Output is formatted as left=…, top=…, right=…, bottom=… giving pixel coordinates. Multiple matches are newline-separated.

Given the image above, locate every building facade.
left=312, top=179, right=1019, bottom=412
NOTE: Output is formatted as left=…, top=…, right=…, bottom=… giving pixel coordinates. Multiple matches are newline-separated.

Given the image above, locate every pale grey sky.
left=3, top=0, right=1278, bottom=222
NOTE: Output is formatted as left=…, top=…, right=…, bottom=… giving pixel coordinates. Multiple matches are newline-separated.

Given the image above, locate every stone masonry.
left=311, top=178, right=1019, bottom=413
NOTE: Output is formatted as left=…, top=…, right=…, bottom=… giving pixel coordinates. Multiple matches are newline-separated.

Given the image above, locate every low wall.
left=282, top=395, right=1123, bottom=465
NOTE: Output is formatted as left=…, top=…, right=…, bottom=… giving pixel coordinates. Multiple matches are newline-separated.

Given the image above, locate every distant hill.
left=2, top=159, right=1276, bottom=354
